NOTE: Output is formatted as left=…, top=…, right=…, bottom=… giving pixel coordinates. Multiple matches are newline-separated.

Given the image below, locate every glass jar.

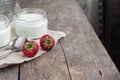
left=0, top=14, right=11, bottom=48
left=15, top=8, right=48, bottom=39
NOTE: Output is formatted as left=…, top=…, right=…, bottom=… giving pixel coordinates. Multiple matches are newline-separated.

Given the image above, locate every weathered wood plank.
left=42, top=0, right=120, bottom=79
left=0, top=65, right=19, bottom=80
left=20, top=43, right=70, bottom=80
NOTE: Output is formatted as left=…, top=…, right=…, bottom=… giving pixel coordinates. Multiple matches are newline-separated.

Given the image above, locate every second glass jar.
left=15, top=8, right=48, bottom=39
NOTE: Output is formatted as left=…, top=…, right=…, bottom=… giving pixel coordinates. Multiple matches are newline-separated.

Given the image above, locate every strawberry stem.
left=25, top=42, right=35, bottom=51
left=44, top=36, right=53, bottom=48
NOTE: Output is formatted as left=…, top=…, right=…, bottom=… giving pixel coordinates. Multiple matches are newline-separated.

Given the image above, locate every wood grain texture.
left=0, top=65, right=18, bottom=80
left=44, top=0, right=120, bottom=79
left=17, top=0, right=120, bottom=80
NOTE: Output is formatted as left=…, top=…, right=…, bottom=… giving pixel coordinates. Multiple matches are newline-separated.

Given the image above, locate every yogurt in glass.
left=0, top=14, right=11, bottom=48
left=15, top=8, right=48, bottom=39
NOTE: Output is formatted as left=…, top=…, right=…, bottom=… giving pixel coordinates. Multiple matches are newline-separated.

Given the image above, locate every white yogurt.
left=0, top=15, right=11, bottom=48
left=15, top=8, right=48, bottom=39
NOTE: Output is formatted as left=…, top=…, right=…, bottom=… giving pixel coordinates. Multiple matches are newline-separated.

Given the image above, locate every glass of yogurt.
left=15, top=8, right=48, bottom=39
left=0, top=14, right=11, bottom=48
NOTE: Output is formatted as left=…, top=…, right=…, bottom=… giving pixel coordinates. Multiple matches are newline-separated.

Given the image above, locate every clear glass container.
left=0, top=14, right=11, bottom=48
left=15, top=8, right=48, bottom=39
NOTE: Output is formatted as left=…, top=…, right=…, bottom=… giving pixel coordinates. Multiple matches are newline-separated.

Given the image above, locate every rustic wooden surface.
left=0, top=0, right=120, bottom=80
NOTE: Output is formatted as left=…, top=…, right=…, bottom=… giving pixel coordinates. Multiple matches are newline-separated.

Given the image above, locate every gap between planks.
left=18, top=64, right=20, bottom=80
left=60, top=40, right=72, bottom=80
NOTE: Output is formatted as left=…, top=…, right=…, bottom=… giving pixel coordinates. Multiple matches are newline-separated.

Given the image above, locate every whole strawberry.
left=22, top=41, right=39, bottom=57
left=40, top=34, right=55, bottom=51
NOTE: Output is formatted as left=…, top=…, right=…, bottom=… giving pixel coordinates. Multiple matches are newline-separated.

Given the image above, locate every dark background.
left=104, top=0, right=120, bottom=71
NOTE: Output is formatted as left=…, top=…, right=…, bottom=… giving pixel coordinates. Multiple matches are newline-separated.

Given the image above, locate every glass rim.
left=0, top=14, right=10, bottom=30
left=15, top=8, right=47, bottom=22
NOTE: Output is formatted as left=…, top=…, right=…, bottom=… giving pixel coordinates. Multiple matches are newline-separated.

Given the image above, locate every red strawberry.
left=40, top=34, right=55, bottom=51
left=22, top=41, right=39, bottom=57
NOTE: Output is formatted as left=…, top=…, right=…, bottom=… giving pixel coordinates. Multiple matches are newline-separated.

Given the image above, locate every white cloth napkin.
left=0, top=30, right=66, bottom=68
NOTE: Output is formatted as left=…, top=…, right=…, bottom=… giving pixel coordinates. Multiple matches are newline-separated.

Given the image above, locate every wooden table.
left=0, top=0, right=120, bottom=80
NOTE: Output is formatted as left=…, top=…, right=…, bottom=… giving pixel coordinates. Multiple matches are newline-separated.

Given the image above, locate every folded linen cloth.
left=0, top=30, right=66, bottom=68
